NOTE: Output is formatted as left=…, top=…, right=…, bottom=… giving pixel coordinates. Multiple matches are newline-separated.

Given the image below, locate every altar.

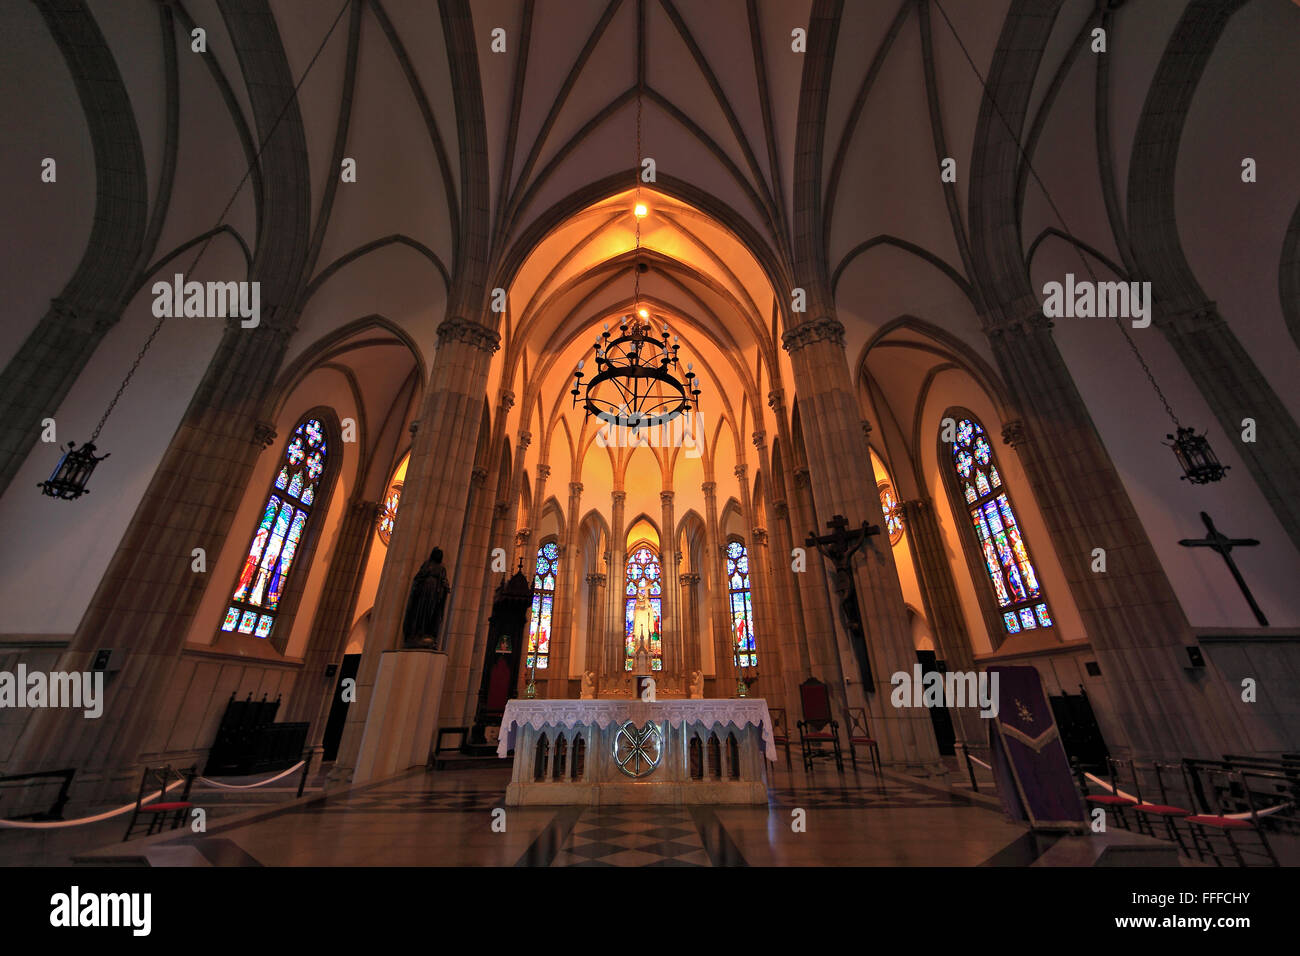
left=497, top=698, right=776, bottom=805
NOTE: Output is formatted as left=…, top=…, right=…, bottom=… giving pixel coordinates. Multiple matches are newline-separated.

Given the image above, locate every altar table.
left=497, top=698, right=776, bottom=805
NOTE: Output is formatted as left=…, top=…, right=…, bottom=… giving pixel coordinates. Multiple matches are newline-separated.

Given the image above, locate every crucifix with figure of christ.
left=1178, top=511, right=1267, bottom=627
left=807, top=514, right=880, bottom=692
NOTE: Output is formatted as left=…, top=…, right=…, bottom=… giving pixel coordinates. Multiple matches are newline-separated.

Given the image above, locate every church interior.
left=1, top=0, right=1298, bottom=880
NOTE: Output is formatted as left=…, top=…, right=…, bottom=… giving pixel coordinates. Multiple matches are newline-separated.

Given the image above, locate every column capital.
left=793, top=467, right=811, bottom=488
left=50, top=297, right=114, bottom=335
left=861, top=419, right=873, bottom=439
left=1001, top=419, right=1029, bottom=449
left=514, top=527, right=532, bottom=546
left=471, top=466, right=489, bottom=486
left=350, top=497, right=381, bottom=520
left=660, top=490, right=675, bottom=504
left=498, top=388, right=516, bottom=411
left=982, top=296, right=1054, bottom=339
left=772, top=499, right=789, bottom=520
left=516, top=430, right=532, bottom=450
left=535, top=462, right=551, bottom=480
left=252, top=420, right=277, bottom=449
left=767, top=388, right=786, bottom=412
left=752, top=430, right=766, bottom=450
left=752, top=527, right=768, bottom=546
left=900, top=496, right=933, bottom=516
left=569, top=481, right=584, bottom=497
left=494, top=500, right=511, bottom=518
left=680, top=572, right=701, bottom=585
left=436, top=315, right=500, bottom=353
left=734, top=463, right=748, bottom=480
left=701, top=481, right=717, bottom=495
left=586, top=572, right=607, bottom=586
left=611, top=490, right=626, bottom=504
left=781, top=315, right=845, bottom=353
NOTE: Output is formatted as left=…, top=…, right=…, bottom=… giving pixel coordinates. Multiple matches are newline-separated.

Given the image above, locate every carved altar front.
left=497, top=699, right=775, bottom=805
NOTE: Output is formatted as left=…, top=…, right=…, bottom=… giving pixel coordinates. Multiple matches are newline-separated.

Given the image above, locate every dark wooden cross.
left=1178, top=511, right=1267, bottom=627
left=807, top=514, right=881, bottom=692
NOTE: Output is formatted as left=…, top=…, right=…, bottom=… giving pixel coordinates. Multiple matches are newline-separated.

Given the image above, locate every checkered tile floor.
left=551, top=807, right=712, bottom=867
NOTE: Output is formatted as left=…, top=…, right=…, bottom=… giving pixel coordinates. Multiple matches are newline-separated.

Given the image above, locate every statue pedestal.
left=354, top=648, right=448, bottom=785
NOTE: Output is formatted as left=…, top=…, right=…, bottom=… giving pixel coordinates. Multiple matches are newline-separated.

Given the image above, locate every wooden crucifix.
left=1178, top=511, right=1267, bottom=626
left=806, top=514, right=880, bottom=692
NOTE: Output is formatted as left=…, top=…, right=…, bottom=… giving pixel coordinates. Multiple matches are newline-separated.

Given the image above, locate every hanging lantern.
left=37, top=441, right=110, bottom=500
left=1165, top=426, right=1229, bottom=485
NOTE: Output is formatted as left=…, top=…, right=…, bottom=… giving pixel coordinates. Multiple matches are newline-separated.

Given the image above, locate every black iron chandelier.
left=570, top=304, right=701, bottom=431
left=569, top=80, right=701, bottom=432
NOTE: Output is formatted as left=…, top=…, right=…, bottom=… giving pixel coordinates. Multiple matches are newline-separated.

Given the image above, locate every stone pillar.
left=782, top=316, right=942, bottom=772
left=899, top=496, right=985, bottom=748
left=979, top=302, right=1247, bottom=758
left=583, top=571, right=606, bottom=674
left=659, top=489, right=679, bottom=679
left=605, top=490, right=627, bottom=680
left=701, top=480, right=736, bottom=693
left=680, top=572, right=702, bottom=676
left=546, top=480, right=583, bottom=697
left=332, top=317, right=501, bottom=783
left=451, top=465, right=497, bottom=726
left=284, top=497, right=379, bottom=741
left=767, top=499, right=808, bottom=718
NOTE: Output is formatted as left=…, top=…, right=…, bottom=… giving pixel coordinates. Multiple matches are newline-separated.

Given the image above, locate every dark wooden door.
left=321, top=654, right=360, bottom=761
left=916, top=650, right=957, bottom=755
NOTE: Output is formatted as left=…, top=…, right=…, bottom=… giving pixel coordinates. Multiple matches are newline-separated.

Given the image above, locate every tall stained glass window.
left=376, top=481, right=402, bottom=545
left=948, top=416, right=1053, bottom=635
left=624, top=545, right=663, bottom=671
left=727, top=541, right=758, bottom=668
left=221, top=416, right=329, bottom=641
left=526, top=541, right=559, bottom=670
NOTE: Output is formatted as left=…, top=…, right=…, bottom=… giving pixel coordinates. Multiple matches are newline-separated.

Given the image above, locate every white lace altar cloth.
left=497, top=698, right=777, bottom=762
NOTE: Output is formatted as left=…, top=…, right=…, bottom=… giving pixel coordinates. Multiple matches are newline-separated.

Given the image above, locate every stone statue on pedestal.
left=581, top=671, right=596, bottom=699
left=688, top=669, right=703, bottom=699
left=402, top=547, right=450, bottom=649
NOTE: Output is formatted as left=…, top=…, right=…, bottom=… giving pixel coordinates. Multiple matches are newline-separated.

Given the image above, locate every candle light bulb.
left=577, top=360, right=584, bottom=370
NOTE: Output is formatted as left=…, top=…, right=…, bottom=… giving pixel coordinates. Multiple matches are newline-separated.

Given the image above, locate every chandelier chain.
left=930, top=0, right=1179, bottom=428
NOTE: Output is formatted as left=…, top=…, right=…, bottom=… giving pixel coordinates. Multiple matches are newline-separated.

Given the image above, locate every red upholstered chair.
left=1081, top=757, right=1139, bottom=830
left=846, top=707, right=882, bottom=777
left=123, top=764, right=196, bottom=841
left=1181, top=762, right=1280, bottom=867
left=768, top=707, right=793, bottom=769
left=796, top=678, right=843, bottom=773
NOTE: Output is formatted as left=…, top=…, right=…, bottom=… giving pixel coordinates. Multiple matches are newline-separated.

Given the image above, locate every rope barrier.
left=0, top=779, right=187, bottom=830
left=0, top=760, right=309, bottom=828
left=968, top=755, right=992, bottom=771
left=1084, top=772, right=1293, bottom=820
left=195, top=761, right=304, bottom=790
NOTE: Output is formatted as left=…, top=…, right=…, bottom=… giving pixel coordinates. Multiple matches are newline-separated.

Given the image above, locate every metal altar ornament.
left=613, top=721, right=663, bottom=778
left=38, top=440, right=109, bottom=500
left=1165, top=426, right=1228, bottom=485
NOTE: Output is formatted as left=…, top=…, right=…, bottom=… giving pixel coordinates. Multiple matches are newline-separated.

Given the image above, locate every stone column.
left=583, top=571, right=606, bottom=676
left=680, top=572, right=702, bottom=676
left=767, top=499, right=808, bottom=717
left=284, top=497, right=379, bottom=741
left=659, top=489, right=679, bottom=680
left=979, top=302, right=1247, bottom=758
left=332, top=317, right=501, bottom=782
left=899, top=496, right=984, bottom=748
left=605, top=490, right=627, bottom=681
left=701, top=480, right=736, bottom=693
left=546, top=480, right=583, bottom=697
left=782, top=316, right=942, bottom=772
left=451, top=465, right=497, bottom=726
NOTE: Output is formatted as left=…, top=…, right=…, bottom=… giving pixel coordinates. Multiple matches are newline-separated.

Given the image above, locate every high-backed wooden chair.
left=768, top=707, right=792, bottom=769
left=796, top=678, right=843, bottom=773
left=846, top=707, right=882, bottom=776
left=123, top=764, right=196, bottom=841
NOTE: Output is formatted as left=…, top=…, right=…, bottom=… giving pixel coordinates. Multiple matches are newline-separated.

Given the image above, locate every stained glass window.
left=948, top=416, right=1052, bottom=635
left=222, top=417, right=329, bottom=641
left=727, top=541, right=758, bottom=668
left=376, top=481, right=402, bottom=545
left=526, top=541, right=559, bottom=670
left=624, top=545, right=663, bottom=671
left=878, top=481, right=904, bottom=545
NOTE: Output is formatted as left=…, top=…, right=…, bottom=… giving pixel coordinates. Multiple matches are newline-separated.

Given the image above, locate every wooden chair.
left=123, top=764, right=196, bottom=841
left=846, top=707, right=882, bottom=777
left=796, top=678, right=843, bottom=773
left=768, top=707, right=792, bottom=769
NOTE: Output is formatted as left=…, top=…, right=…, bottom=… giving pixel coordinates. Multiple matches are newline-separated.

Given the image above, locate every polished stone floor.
left=65, top=761, right=1097, bottom=867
